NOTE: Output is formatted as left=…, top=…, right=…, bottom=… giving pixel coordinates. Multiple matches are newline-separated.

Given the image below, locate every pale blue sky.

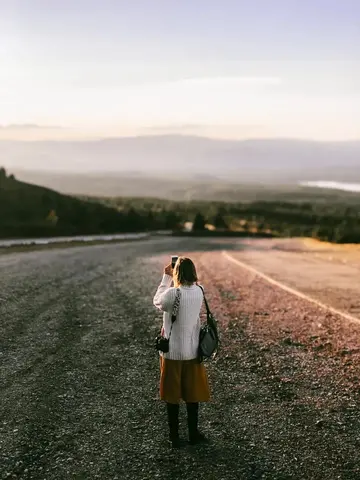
left=1, top=0, right=359, bottom=140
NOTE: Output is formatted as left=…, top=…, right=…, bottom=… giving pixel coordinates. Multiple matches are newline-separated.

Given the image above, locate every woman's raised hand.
left=164, top=264, right=173, bottom=276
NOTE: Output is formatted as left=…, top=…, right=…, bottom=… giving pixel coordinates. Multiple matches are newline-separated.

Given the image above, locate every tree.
left=192, top=212, right=206, bottom=231
left=145, top=210, right=156, bottom=230
left=46, top=209, right=59, bottom=225
left=126, top=207, right=144, bottom=231
left=213, top=209, right=228, bottom=230
left=0, top=167, right=6, bottom=186
left=165, top=211, right=181, bottom=230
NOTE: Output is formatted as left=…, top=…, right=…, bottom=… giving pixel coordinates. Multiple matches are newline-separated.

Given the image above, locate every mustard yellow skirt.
left=159, top=356, right=211, bottom=404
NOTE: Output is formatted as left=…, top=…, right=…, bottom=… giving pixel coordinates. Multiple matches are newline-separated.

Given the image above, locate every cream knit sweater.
left=153, top=274, right=203, bottom=360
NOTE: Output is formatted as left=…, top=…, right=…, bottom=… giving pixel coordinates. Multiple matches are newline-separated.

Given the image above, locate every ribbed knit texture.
left=153, top=274, right=203, bottom=360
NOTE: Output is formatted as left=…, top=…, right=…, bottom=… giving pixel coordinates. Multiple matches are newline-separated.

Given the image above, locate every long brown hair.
left=173, top=257, right=198, bottom=287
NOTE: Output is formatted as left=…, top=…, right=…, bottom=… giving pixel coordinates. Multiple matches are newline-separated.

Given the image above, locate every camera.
left=155, top=335, right=170, bottom=353
left=171, top=255, right=178, bottom=268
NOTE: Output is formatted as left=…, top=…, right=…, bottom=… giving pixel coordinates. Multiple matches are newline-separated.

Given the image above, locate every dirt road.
left=1, top=237, right=360, bottom=479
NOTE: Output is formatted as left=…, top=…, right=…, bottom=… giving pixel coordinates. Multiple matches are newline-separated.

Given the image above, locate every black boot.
left=166, top=402, right=181, bottom=448
left=186, top=402, right=208, bottom=445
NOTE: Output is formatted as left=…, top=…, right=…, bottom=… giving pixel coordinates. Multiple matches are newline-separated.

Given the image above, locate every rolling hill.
left=0, top=168, right=143, bottom=238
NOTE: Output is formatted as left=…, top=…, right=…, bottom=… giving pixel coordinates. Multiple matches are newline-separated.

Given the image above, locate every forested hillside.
left=0, top=168, right=150, bottom=238
left=2, top=167, right=360, bottom=243
left=87, top=195, right=360, bottom=243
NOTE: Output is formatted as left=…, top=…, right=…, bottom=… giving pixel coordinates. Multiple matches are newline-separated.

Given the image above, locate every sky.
left=0, top=0, right=359, bottom=141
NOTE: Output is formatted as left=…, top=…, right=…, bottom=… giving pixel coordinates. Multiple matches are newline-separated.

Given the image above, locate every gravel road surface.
left=1, top=237, right=360, bottom=480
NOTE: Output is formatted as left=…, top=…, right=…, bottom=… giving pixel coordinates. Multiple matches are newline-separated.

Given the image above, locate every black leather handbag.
left=198, top=285, right=219, bottom=361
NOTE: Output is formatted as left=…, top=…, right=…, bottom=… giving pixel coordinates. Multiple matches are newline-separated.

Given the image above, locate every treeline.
left=87, top=195, right=360, bottom=244
left=1, top=167, right=360, bottom=243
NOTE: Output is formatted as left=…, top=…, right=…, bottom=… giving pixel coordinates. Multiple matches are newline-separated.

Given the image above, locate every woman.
left=153, top=256, right=210, bottom=448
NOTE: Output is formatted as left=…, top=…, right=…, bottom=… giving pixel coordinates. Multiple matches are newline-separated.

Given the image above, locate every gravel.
left=1, top=238, right=360, bottom=479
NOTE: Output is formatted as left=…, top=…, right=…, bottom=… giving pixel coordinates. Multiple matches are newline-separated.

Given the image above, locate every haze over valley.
left=3, top=135, right=360, bottom=199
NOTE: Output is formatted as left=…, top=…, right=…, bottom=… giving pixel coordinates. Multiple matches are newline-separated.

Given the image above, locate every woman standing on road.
left=153, top=257, right=210, bottom=448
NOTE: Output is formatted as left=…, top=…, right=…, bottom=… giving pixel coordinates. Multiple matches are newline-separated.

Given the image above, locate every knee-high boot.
left=166, top=402, right=180, bottom=448
left=186, top=402, right=208, bottom=445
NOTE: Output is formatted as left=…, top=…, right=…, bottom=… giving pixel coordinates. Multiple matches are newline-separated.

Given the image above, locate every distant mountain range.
left=1, top=135, right=359, bottom=197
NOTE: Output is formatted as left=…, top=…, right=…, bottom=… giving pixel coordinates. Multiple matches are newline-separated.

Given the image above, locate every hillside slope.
left=0, top=168, right=140, bottom=238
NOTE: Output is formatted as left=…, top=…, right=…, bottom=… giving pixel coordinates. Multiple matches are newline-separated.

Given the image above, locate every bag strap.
left=168, top=288, right=181, bottom=340
left=171, top=288, right=181, bottom=322
left=197, top=285, right=211, bottom=317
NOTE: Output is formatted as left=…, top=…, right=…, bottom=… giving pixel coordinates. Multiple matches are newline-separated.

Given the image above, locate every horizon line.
left=0, top=133, right=359, bottom=144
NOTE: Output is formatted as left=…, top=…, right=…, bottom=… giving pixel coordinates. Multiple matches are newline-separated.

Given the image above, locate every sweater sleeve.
left=153, top=274, right=176, bottom=313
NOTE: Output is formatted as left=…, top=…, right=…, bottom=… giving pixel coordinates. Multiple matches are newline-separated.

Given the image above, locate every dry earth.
left=1, top=237, right=360, bottom=480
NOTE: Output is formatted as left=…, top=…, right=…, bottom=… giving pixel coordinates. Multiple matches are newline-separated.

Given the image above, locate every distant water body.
left=300, top=181, right=360, bottom=193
